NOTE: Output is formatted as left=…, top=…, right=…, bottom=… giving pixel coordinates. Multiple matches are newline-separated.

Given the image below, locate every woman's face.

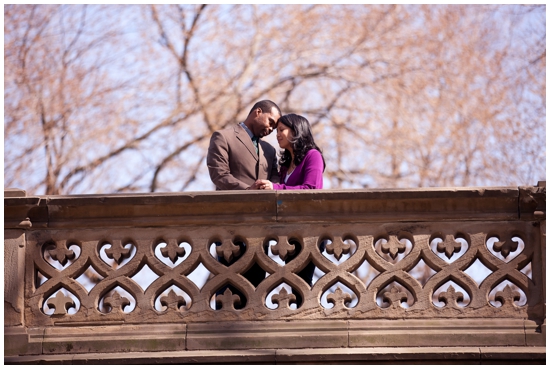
left=276, top=122, right=294, bottom=151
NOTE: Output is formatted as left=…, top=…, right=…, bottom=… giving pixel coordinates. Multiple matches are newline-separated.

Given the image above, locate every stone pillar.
left=540, top=218, right=546, bottom=343
left=4, top=188, right=28, bottom=326
left=4, top=229, right=25, bottom=326
left=4, top=189, right=43, bottom=356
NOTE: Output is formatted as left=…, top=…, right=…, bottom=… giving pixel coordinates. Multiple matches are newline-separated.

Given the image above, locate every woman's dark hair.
left=278, top=114, right=325, bottom=171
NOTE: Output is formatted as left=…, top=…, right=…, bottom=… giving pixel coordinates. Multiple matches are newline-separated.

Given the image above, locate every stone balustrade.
left=4, top=184, right=546, bottom=364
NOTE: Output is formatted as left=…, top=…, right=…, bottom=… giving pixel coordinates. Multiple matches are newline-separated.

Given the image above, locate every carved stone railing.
left=4, top=185, right=546, bottom=364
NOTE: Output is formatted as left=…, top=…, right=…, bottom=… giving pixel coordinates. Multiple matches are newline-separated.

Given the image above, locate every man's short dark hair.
left=248, top=100, right=281, bottom=117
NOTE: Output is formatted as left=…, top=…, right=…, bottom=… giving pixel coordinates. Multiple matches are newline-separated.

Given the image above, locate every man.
left=207, top=100, right=281, bottom=190
left=206, top=100, right=281, bottom=308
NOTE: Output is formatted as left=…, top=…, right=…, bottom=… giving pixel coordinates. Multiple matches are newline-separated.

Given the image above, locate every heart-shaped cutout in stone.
left=486, top=236, right=525, bottom=263
left=266, top=283, right=300, bottom=310
left=43, top=241, right=80, bottom=270
left=377, top=281, right=414, bottom=309
left=155, top=240, right=191, bottom=268
left=99, top=286, right=135, bottom=313
left=155, top=285, right=192, bottom=312
left=99, top=240, right=136, bottom=269
left=210, top=238, right=245, bottom=265
left=430, top=235, right=469, bottom=263
left=321, top=236, right=357, bottom=265
left=44, top=288, right=80, bottom=316
left=321, top=282, right=358, bottom=309
left=374, top=235, right=411, bottom=264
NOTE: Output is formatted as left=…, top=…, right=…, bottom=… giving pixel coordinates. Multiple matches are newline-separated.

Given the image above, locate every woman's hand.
left=253, top=179, right=273, bottom=190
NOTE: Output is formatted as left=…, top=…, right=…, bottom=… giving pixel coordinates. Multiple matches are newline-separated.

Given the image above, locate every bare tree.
left=4, top=5, right=545, bottom=195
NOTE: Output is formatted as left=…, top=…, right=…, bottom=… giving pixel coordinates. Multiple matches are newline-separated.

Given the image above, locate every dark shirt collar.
left=239, top=122, right=256, bottom=141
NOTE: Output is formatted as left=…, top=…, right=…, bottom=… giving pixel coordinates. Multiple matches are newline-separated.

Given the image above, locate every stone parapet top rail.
left=4, top=184, right=547, bottom=228
left=4, top=184, right=546, bottom=364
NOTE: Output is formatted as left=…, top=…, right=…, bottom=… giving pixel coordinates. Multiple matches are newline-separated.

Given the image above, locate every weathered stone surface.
left=4, top=230, right=25, bottom=326
left=4, top=186, right=531, bottom=229
left=19, top=219, right=544, bottom=327
left=4, top=188, right=26, bottom=197
left=276, top=187, right=520, bottom=223
left=541, top=220, right=546, bottom=308
left=4, top=196, right=47, bottom=229
left=479, top=346, right=546, bottom=361
left=71, top=349, right=278, bottom=364
left=41, top=324, right=186, bottom=354
left=525, top=320, right=545, bottom=347
left=519, top=182, right=546, bottom=220
left=349, top=319, right=527, bottom=347
left=6, top=349, right=277, bottom=365
left=4, top=346, right=546, bottom=365
left=4, top=185, right=546, bottom=362
left=4, top=326, right=44, bottom=356
left=45, top=191, right=278, bottom=228
left=276, top=347, right=482, bottom=364
left=187, top=320, right=348, bottom=350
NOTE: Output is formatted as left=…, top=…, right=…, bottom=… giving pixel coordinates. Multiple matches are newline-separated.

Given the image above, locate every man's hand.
left=247, top=182, right=260, bottom=190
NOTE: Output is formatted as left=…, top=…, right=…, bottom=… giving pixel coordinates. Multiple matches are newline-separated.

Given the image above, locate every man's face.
left=252, top=107, right=280, bottom=138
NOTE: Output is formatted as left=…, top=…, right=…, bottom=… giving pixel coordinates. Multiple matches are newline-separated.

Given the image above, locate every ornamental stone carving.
left=4, top=186, right=546, bottom=363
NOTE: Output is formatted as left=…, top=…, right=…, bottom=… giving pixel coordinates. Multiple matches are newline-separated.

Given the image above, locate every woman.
left=252, top=113, right=325, bottom=190
left=251, top=114, right=325, bottom=302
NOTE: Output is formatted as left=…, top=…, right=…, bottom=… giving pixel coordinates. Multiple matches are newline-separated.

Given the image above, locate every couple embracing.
left=206, top=100, right=324, bottom=192
left=206, top=100, right=324, bottom=307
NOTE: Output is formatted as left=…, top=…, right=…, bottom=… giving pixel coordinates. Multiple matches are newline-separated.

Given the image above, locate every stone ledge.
left=4, top=347, right=546, bottom=365
left=4, top=324, right=187, bottom=357
left=4, top=326, right=43, bottom=357
left=4, top=188, right=26, bottom=197
left=41, top=324, right=186, bottom=355
left=276, top=187, right=520, bottom=223
left=186, top=320, right=348, bottom=350
left=45, top=191, right=278, bottom=228
left=5, top=186, right=535, bottom=229
left=6, top=319, right=544, bottom=358
left=349, top=318, right=533, bottom=347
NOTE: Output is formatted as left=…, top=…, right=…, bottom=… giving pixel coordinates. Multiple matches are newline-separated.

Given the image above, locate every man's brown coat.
left=207, top=124, right=279, bottom=190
